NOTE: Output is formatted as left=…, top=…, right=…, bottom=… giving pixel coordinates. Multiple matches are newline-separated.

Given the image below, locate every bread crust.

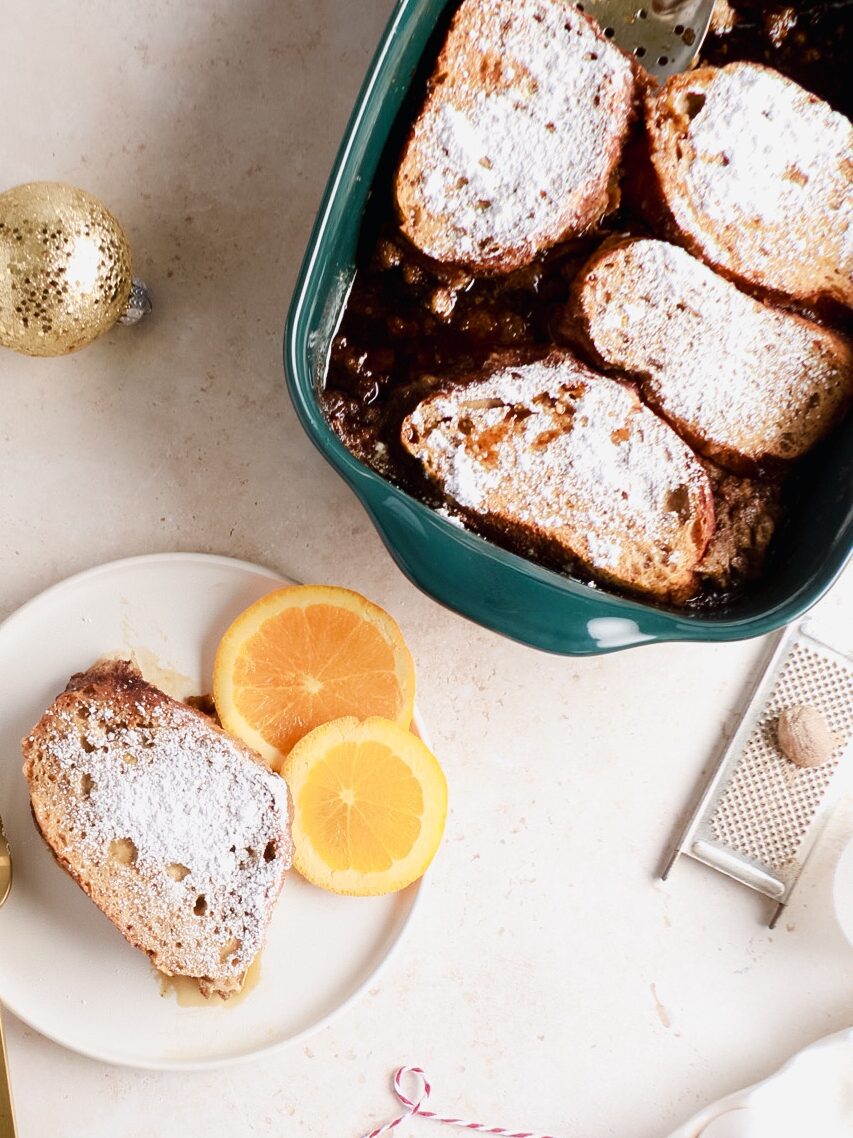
left=22, top=660, right=292, bottom=999
left=642, top=63, right=853, bottom=311
left=569, top=237, right=853, bottom=474
left=394, top=0, right=638, bottom=275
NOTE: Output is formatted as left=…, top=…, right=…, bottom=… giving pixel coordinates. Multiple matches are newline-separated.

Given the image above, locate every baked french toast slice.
left=570, top=238, right=853, bottom=472
left=643, top=62, right=853, bottom=310
left=394, top=0, right=638, bottom=275
left=22, top=660, right=292, bottom=998
left=400, top=350, right=715, bottom=603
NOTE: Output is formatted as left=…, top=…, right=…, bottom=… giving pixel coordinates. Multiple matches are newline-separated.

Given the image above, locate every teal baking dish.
left=284, top=0, right=852, bottom=655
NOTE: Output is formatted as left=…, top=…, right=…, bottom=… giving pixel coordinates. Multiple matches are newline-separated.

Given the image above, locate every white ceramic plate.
left=832, top=838, right=853, bottom=948
left=666, top=1028, right=853, bottom=1137
left=0, top=553, right=423, bottom=1069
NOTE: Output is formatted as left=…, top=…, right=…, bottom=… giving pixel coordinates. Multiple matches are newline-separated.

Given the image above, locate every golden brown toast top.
left=394, top=0, right=638, bottom=275
left=644, top=63, right=853, bottom=310
left=401, top=350, right=715, bottom=602
left=22, top=660, right=292, bottom=998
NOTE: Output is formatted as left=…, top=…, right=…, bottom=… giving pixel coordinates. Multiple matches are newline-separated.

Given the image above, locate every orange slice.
left=282, top=716, right=447, bottom=895
left=213, top=585, right=415, bottom=768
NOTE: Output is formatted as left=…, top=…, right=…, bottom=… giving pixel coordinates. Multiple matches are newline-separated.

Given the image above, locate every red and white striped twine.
left=359, top=1066, right=563, bottom=1138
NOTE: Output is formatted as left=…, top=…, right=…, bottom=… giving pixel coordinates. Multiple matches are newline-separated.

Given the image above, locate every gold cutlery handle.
left=0, top=1005, right=17, bottom=1138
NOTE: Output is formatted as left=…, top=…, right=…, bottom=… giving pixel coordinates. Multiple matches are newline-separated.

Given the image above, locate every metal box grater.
left=662, top=622, right=853, bottom=925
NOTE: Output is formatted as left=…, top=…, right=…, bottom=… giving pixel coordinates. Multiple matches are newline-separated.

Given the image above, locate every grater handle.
left=690, top=840, right=786, bottom=899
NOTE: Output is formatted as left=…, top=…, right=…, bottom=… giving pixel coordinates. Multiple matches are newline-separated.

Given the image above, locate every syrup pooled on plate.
left=158, top=953, right=263, bottom=1008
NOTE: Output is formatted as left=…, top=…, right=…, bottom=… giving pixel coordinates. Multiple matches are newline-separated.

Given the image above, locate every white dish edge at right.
left=666, top=1027, right=853, bottom=1137
left=832, top=836, right=853, bottom=948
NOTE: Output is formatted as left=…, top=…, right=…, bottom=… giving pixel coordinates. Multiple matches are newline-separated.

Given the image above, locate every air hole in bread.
left=193, top=894, right=208, bottom=916
left=682, top=92, right=706, bottom=119
left=166, top=862, right=190, bottom=881
left=665, top=486, right=692, bottom=521
left=219, top=938, right=241, bottom=963
left=109, top=837, right=137, bottom=866
left=263, top=841, right=277, bottom=863
left=80, top=772, right=94, bottom=796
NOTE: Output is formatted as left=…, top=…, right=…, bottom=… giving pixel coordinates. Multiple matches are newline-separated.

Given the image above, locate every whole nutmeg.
left=776, top=704, right=840, bottom=769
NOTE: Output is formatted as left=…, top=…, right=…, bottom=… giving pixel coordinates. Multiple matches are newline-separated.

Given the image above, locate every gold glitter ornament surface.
left=0, top=182, right=133, bottom=356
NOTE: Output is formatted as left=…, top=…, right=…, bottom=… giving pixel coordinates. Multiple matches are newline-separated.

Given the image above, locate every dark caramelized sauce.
left=322, top=0, right=851, bottom=612
left=702, top=1, right=852, bottom=116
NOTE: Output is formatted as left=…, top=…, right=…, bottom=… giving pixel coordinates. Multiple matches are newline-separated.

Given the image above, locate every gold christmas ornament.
left=0, top=181, right=150, bottom=357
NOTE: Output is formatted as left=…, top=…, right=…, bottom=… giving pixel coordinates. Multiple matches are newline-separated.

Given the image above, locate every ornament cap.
left=119, top=278, right=152, bottom=326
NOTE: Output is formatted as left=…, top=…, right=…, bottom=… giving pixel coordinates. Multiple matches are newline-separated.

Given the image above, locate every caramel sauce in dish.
left=323, top=0, right=851, bottom=613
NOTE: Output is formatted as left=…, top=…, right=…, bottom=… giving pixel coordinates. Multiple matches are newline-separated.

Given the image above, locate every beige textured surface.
left=0, top=3, right=851, bottom=1137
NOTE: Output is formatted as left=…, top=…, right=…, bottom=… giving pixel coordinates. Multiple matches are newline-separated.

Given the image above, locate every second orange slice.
left=213, top=585, right=415, bottom=768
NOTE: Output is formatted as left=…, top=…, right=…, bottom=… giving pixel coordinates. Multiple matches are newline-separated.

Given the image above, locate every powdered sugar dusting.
left=660, top=63, right=853, bottom=303
left=403, top=353, right=712, bottom=598
left=24, top=664, right=291, bottom=984
left=579, top=239, right=853, bottom=464
left=398, top=0, right=635, bottom=267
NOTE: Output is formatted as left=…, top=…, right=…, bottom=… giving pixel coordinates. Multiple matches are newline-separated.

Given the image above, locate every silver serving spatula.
left=578, top=0, right=716, bottom=79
